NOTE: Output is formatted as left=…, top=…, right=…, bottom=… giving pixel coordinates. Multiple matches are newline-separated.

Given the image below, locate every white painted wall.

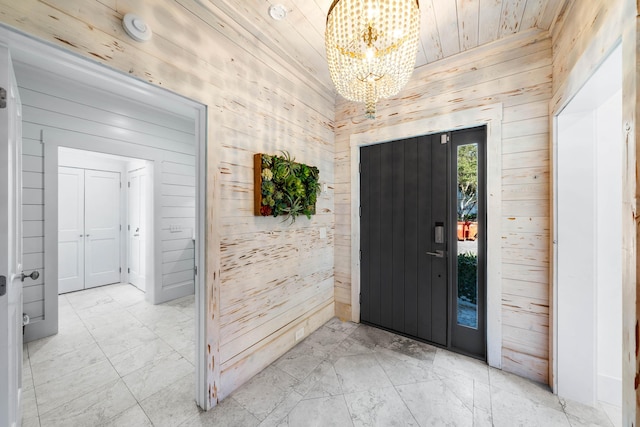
left=556, top=45, right=622, bottom=407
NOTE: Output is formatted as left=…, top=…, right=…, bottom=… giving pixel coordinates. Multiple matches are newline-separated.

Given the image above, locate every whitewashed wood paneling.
left=334, top=30, right=553, bottom=384
left=16, top=64, right=197, bottom=321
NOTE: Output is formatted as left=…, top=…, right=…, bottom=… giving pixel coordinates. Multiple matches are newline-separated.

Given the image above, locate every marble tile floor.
left=22, top=283, right=196, bottom=427
left=22, top=285, right=621, bottom=427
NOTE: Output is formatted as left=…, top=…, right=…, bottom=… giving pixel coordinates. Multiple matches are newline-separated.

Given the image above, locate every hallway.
left=21, top=285, right=619, bottom=426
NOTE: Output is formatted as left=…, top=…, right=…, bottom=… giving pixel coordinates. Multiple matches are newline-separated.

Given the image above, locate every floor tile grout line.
left=101, top=402, right=147, bottom=426
left=338, top=393, right=357, bottom=427
left=390, top=383, right=422, bottom=427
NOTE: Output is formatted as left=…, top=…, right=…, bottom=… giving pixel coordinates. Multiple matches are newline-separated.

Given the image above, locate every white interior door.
left=128, top=168, right=146, bottom=292
left=0, top=44, right=24, bottom=427
left=85, top=169, right=120, bottom=288
left=58, top=167, right=84, bottom=294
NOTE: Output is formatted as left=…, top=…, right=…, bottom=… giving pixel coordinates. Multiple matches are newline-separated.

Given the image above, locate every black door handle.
left=426, top=250, right=447, bottom=258
left=21, top=270, right=40, bottom=282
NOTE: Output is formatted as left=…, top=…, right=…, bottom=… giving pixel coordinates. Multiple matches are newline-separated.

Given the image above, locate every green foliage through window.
left=457, top=144, right=478, bottom=221
left=457, top=252, right=478, bottom=304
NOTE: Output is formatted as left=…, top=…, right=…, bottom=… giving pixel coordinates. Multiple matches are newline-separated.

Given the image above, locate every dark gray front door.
left=360, top=127, right=486, bottom=360
left=360, top=133, right=448, bottom=346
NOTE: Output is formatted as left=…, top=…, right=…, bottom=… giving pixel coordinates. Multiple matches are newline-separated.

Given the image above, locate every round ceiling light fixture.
left=268, top=4, right=287, bottom=21
left=122, top=13, right=152, bottom=42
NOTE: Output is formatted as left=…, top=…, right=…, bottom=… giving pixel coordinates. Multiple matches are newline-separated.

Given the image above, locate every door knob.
left=426, top=250, right=446, bottom=258
left=21, top=270, right=40, bottom=282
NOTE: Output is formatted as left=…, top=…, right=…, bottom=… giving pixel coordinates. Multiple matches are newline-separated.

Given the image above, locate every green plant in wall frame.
left=254, top=151, right=320, bottom=224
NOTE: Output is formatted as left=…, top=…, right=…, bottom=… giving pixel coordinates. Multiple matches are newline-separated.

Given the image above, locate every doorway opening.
left=554, top=43, right=622, bottom=412
left=359, top=126, right=487, bottom=360
left=1, top=22, right=209, bottom=413
left=57, top=148, right=153, bottom=295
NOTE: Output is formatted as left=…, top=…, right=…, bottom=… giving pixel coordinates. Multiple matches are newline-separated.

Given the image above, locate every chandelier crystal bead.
left=325, top=0, right=420, bottom=119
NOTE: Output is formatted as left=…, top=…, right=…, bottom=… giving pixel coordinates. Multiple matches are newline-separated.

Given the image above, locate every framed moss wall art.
left=254, top=152, right=320, bottom=223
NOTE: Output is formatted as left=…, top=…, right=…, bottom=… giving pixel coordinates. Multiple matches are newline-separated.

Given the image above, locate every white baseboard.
left=598, top=373, right=621, bottom=406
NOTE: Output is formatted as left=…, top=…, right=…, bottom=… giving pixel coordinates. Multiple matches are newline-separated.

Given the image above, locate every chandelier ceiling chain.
left=325, top=0, right=420, bottom=119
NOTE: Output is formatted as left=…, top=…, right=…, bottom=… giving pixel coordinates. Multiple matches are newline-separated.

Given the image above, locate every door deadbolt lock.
left=434, top=222, right=445, bottom=244
left=21, top=270, right=40, bottom=282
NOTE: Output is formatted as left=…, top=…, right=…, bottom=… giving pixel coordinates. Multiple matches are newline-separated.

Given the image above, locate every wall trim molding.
left=349, top=103, right=503, bottom=369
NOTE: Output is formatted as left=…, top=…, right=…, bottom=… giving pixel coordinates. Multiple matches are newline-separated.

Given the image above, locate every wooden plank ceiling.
left=207, top=0, right=568, bottom=97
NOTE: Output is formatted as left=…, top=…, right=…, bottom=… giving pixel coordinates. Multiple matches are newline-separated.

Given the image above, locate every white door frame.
left=552, top=42, right=623, bottom=405
left=349, top=104, right=504, bottom=368
left=0, top=24, right=209, bottom=409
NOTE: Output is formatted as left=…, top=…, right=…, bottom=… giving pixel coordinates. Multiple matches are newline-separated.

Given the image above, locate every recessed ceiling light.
left=268, top=4, right=287, bottom=21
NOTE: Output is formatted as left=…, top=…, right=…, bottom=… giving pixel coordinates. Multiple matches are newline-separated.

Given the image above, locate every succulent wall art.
left=254, top=152, right=320, bottom=223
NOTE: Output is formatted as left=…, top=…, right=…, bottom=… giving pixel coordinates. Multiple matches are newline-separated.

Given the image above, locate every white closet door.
left=85, top=169, right=121, bottom=288
left=58, top=167, right=85, bottom=294
left=128, top=168, right=146, bottom=292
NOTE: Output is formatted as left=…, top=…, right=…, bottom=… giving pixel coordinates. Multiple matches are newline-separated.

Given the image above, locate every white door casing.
left=84, top=169, right=120, bottom=288
left=349, top=104, right=503, bottom=369
left=128, top=167, right=146, bottom=291
left=58, top=166, right=84, bottom=294
left=0, top=44, right=24, bottom=427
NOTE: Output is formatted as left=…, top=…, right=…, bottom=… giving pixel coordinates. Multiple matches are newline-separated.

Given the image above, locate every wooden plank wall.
left=550, top=0, right=638, bottom=423
left=15, top=63, right=197, bottom=323
left=0, top=0, right=336, bottom=407
left=334, top=29, right=553, bottom=384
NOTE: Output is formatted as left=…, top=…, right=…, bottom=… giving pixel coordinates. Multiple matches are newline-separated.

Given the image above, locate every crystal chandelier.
left=325, top=0, right=420, bottom=119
